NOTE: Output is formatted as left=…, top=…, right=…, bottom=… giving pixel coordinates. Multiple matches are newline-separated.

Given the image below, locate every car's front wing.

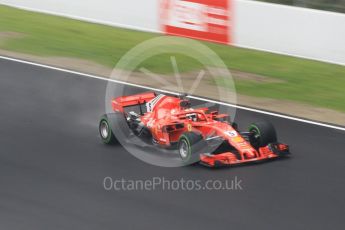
left=199, top=143, right=290, bottom=168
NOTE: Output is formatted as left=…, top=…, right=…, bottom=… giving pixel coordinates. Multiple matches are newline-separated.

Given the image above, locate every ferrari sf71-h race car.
left=99, top=92, right=289, bottom=167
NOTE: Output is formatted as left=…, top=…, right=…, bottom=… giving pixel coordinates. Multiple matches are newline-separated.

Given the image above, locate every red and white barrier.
left=1, top=0, right=344, bottom=65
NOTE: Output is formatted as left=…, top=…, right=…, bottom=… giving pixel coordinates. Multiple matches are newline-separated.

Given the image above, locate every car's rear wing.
left=112, top=92, right=156, bottom=113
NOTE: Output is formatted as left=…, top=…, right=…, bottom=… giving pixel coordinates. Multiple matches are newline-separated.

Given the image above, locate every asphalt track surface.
left=1, top=58, right=344, bottom=230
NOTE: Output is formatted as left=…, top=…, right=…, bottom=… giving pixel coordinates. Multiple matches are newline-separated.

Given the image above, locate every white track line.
left=1, top=55, right=344, bottom=132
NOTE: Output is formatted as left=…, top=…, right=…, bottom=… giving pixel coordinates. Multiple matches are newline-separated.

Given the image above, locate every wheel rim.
left=100, top=120, right=109, bottom=139
left=179, top=140, right=189, bottom=159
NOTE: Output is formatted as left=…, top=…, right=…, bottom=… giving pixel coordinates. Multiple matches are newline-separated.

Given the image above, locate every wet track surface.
left=0, top=58, right=344, bottom=229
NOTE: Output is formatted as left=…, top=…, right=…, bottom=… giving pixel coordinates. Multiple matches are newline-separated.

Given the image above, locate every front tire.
left=178, top=132, right=206, bottom=164
left=248, top=121, right=277, bottom=148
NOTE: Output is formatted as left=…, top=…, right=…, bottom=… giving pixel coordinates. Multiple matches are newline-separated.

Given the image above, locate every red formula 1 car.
left=99, top=92, right=289, bottom=167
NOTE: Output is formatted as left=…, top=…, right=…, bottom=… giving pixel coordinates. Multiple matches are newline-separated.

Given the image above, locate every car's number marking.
left=225, top=130, right=238, bottom=137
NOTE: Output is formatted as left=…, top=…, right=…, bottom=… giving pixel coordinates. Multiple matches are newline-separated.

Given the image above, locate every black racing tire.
left=99, top=112, right=130, bottom=145
left=99, top=114, right=117, bottom=144
left=248, top=121, right=277, bottom=148
left=178, top=132, right=206, bottom=165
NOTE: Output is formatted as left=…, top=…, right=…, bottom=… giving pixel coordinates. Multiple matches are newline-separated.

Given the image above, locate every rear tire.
left=99, top=114, right=117, bottom=144
left=248, top=121, right=277, bottom=148
left=178, top=132, right=206, bottom=164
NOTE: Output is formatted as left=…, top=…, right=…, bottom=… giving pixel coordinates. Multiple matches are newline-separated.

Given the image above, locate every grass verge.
left=1, top=5, right=345, bottom=112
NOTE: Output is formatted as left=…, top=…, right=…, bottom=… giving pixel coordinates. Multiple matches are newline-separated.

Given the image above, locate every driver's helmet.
left=186, top=113, right=197, bottom=121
